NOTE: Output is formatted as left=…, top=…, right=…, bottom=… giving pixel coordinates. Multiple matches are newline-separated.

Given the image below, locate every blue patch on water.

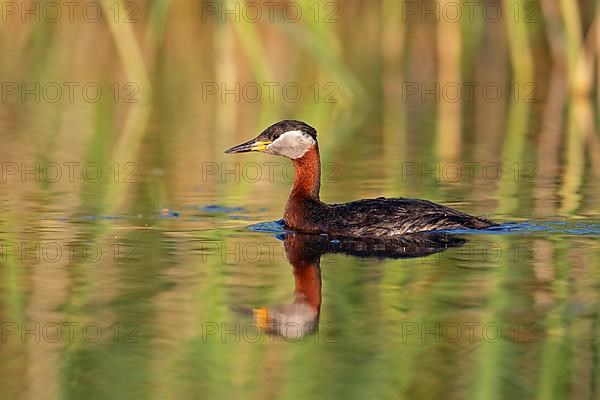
left=200, top=205, right=246, bottom=214
left=248, top=219, right=286, bottom=233
left=438, top=221, right=600, bottom=235
left=547, top=222, right=600, bottom=235
left=245, top=219, right=600, bottom=237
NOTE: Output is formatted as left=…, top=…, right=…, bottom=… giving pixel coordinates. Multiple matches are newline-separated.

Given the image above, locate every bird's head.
left=225, top=120, right=317, bottom=159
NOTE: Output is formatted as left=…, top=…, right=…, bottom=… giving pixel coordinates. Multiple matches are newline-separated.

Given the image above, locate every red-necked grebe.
left=225, top=120, right=496, bottom=236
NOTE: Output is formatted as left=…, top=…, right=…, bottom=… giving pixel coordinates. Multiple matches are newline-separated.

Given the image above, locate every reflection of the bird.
left=253, top=232, right=467, bottom=339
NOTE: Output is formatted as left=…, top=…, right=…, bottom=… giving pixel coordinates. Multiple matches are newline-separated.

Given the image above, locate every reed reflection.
left=253, top=232, right=467, bottom=339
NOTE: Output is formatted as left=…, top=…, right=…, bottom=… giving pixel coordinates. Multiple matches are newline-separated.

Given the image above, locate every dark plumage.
left=291, top=197, right=495, bottom=237
left=226, top=120, right=497, bottom=237
left=285, top=231, right=467, bottom=260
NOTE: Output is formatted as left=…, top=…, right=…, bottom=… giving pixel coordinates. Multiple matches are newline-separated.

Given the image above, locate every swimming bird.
left=225, top=120, right=496, bottom=237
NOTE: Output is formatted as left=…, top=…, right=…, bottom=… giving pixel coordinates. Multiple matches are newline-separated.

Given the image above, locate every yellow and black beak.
left=225, top=138, right=272, bottom=154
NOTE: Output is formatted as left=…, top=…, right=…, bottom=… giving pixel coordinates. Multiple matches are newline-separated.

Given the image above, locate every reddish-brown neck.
left=293, top=264, right=322, bottom=312
left=284, top=234, right=322, bottom=313
left=290, top=145, right=321, bottom=200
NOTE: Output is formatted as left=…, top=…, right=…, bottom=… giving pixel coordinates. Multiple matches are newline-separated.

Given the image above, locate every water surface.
left=2, top=1, right=600, bottom=399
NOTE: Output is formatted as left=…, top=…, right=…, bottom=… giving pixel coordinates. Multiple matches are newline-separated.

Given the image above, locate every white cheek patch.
left=266, top=130, right=316, bottom=159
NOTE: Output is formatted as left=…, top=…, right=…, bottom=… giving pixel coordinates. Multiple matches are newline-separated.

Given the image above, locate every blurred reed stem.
left=496, top=0, right=534, bottom=214
left=597, top=3, right=600, bottom=129
left=381, top=0, right=406, bottom=195
left=100, top=0, right=154, bottom=214
left=537, top=0, right=567, bottom=215
left=0, top=211, right=25, bottom=324
left=232, top=0, right=279, bottom=127
left=470, top=237, right=510, bottom=400
left=276, top=5, right=366, bottom=162
left=558, top=0, right=593, bottom=214
left=146, top=0, right=170, bottom=49
left=214, top=21, right=245, bottom=203
left=536, top=242, right=573, bottom=399
left=435, top=0, right=462, bottom=161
